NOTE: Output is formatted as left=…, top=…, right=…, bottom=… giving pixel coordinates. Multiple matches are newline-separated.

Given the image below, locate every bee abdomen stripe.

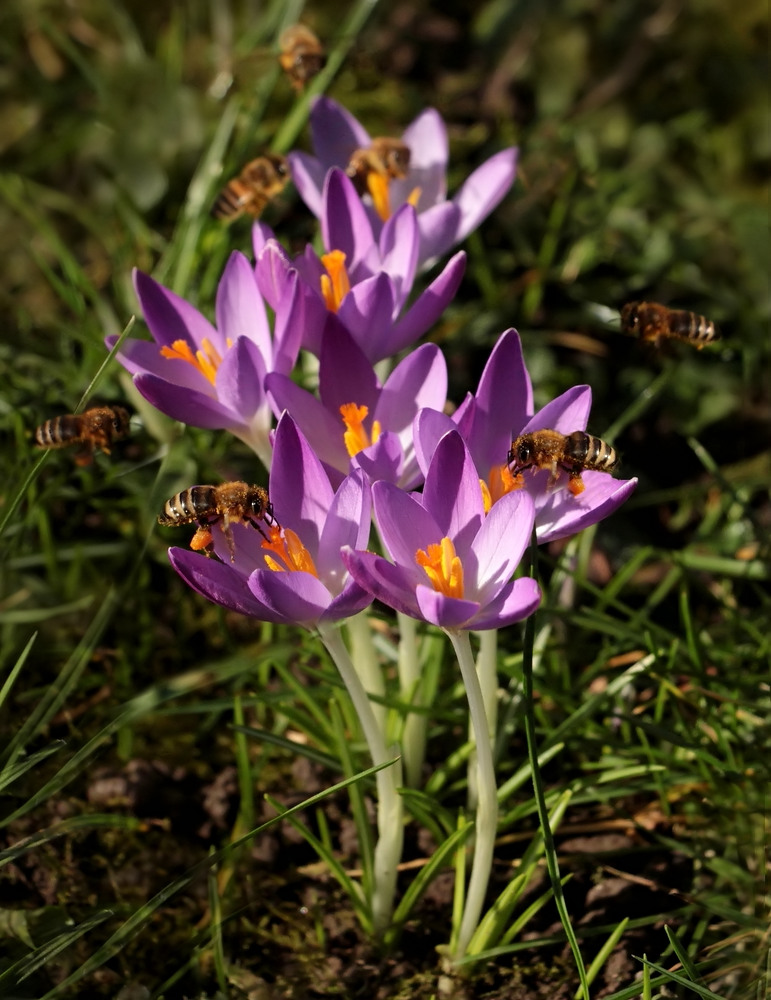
left=35, top=417, right=78, bottom=447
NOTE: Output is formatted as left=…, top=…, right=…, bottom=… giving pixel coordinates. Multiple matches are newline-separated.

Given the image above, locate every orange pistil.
left=415, top=536, right=464, bottom=600
left=482, top=464, right=524, bottom=512
left=340, top=403, right=381, bottom=458
left=320, top=250, right=351, bottom=312
left=262, top=525, right=319, bottom=577
left=160, top=337, right=231, bottom=386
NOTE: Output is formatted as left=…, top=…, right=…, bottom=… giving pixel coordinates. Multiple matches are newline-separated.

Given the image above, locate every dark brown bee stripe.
left=670, top=310, right=717, bottom=345
left=35, top=416, right=80, bottom=448
left=565, top=432, right=618, bottom=472
left=159, top=486, right=217, bottom=526
left=211, top=189, right=244, bottom=219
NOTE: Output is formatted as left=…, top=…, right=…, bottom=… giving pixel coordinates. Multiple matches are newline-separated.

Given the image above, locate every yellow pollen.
left=160, top=337, right=231, bottom=386
left=320, top=250, right=351, bottom=312
left=340, top=402, right=381, bottom=457
left=407, top=186, right=422, bottom=210
left=415, top=537, right=465, bottom=600
left=366, top=172, right=392, bottom=222
left=489, top=462, right=524, bottom=503
left=262, top=526, right=319, bottom=577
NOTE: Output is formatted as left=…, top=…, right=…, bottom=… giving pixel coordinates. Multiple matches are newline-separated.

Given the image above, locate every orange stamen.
left=487, top=462, right=524, bottom=504
left=262, top=525, right=319, bottom=577
left=160, top=337, right=231, bottom=386
left=366, top=172, right=391, bottom=222
left=340, top=403, right=381, bottom=458
left=407, top=186, right=422, bottom=210
left=320, top=250, right=351, bottom=312
left=415, top=537, right=465, bottom=599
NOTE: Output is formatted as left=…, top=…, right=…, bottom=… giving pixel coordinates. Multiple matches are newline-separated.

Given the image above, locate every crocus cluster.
left=113, top=94, right=637, bottom=953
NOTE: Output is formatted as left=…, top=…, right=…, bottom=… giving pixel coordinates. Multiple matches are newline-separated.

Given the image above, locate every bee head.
left=509, top=436, right=534, bottom=471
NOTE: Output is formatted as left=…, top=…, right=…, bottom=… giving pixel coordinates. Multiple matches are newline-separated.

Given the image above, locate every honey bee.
left=346, top=138, right=412, bottom=195
left=34, top=406, right=130, bottom=465
left=620, top=301, right=719, bottom=349
left=278, top=24, right=326, bottom=90
left=158, top=482, right=275, bottom=560
left=211, top=154, right=290, bottom=221
left=507, top=430, right=619, bottom=497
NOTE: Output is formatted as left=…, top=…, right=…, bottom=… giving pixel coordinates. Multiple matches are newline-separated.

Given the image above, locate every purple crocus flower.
left=252, top=169, right=465, bottom=363
left=168, top=413, right=373, bottom=629
left=266, top=322, right=447, bottom=490
left=288, top=96, right=518, bottom=269
left=413, top=328, right=637, bottom=543
left=108, top=251, right=304, bottom=466
left=342, top=430, right=541, bottom=631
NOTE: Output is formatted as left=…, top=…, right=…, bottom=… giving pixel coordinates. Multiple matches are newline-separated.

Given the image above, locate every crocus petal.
left=322, top=578, right=374, bottom=623
left=415, top=585, right=481, bottom=629
left=310, top=96, right=371, bottom=166
left=271, top=270, right=305, bottom=377
left=215, top=251, right=272, bottom=360
left=133, top=269, right=218, bottom=351
left=266, top=374, right=349, bottom=473
left=322, top=169, right=376, bottom=271
left=317, top=470, right=371, bottom=580
left=270, top=413, right=335, bottom=551
left=169, top=547, right=270, bottom=619
left=108, top=336, right=209, bottom=391
left=251, top=221, right=274, bottom=256
left=376, top=343, right=447, bottom=434
left=416, top=202, right=462, bottom=269
left=389, top=251, right=466, bottom=354
left=422, top=432, right=484, bottom=548
left=398, top=107, right=448, bottom=206
left=286, top=151, right=327, bottom=218
left=352, top=431, right=404, bottom=486
left=371, top=481, right=441, bottom=569
left=451, top=147, right=518, bottom=245
left=413, top=407, right=458, bottom=478
left=470, top=576, right=541, bottom=630
left=248, top=569, right=332, bottom=629
left=318, top=323, right=380, bottom=415
left=133, top=373, right=236, bottom=428
left=214, top=336, right=268, bottom=423
left=522, top=386, right=592, bottom=435
left=470, top=329, right=532, bottom=470
left=341, top=547, right=423, bottom=619
left=536, top=476, right=638, bottom=544
left=378, top=203, right=419, bottom=305
left=472, top=489, right=535, bottom=596
left=254, top=239, right=295, bottom=310
left=336, top=273, right=398, bottom=364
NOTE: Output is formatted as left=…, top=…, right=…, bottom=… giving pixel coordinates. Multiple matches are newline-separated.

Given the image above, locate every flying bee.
left=158, top=482, right=276, bottom=561
left=507, top=430, right=619, bottom=497
left=278, top=24, right=326, bottom=90
left=620, top=301, right=719, bottom=349
left=34, top=405, right=130, bottom=465
left=211, top=154, right=290, bottom=221
left=346, top=138, right=412, bottom=195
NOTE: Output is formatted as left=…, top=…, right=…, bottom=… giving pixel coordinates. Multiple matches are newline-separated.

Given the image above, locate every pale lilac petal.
left=376, top=344, right=447, bottom=434
left=389, top=251, right=466, bottom=354
left=470, top=577, right=541, bottom=630
left=413, top=408, right=457, bottom=478
left=398, top=107, right=448, bottom=206
left=379, top=203, right=419, bottom=305
left=215, top=251, right=272, bottom=359
left=352, top=432, right=404, bottom=486
left=310, top=96, right=370, bottom=165
left=416, top=202, right=462, bottom=268
left=322, top=579, right=374, bottom=623
left=286, top=151, right=326, bottom=218
left=270, top=413, right=334, bottom=551
left=266, top=374, right=348, bottom=472
left=169, top=548, right=271, bottom=619
left=472, top=490, right=535, bottom=596
left=536, top=476, right=638, bottom=543
left=248, top=570, right=331, bottom=628
left=214, top=337, right=268, bottom=422
left=521, top=386, right=592, bottom=435
left=318, top=324, right=380, bottom=414
left=452, top=148, right=518, bottom=245
left=471, top=329, right=532, bottom=472
left=272, top=271, right=305, bottom=376
left=423, top=432, right=484, bottom=547
left=317, top=471, right=371, bottom=579
left=371, top=481, right=440, bottom=569
left=133, top=269, right=218, bottom=351
left=341, top=548, right=422, bottom=619
left=336, top=273, right=397, bottom=363
left=415, top=585, right=480, bottom=629
left=133, top=374, right=235, bottom=428
left=254, top=240, right=295, bottom=309
left=322, top=170, right=375, bottom=269
left=251, top=221, right=275, bottom=256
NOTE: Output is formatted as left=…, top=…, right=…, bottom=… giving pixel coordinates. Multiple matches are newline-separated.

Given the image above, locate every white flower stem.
left=446, top=627, right=499, bottom=961
left=318, top=622, right=403, bottom=938
left=467, top=628, right=499, bottom=810
left=345, top=611, right=387, bottom=733
left=396, top=611, right=427, bottom=787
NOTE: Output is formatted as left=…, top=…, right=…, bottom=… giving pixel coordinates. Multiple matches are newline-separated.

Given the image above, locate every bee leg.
left=248, top=519, right=271, bottom=541
left=190, top=525, right=215, bottom=556
left=546, top=459, right=561, bottom=490
left=567, top=472, right=585, bottom=496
